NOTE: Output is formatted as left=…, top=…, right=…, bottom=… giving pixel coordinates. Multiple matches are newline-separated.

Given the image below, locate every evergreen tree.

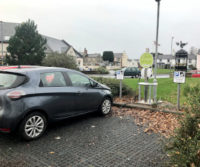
left=103, top=51, right=114, bottom=62
left=6, top=19, right=46, bottom=65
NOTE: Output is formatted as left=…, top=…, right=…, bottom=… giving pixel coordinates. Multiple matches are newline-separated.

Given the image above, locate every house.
left=0, top=21, right=19, bottom=63
left=156, top=54, right=196, bottom=69
left=196, top=50, right=200, bottom=70
left=127, top=59, right=138, bottom=67
left=82, top=48, right=103, bottom=67
left=0, top=21, right=83, bottom=68
left=44, top=35, right=83, bottom=68
left=113, top=52, right=128, bottom=68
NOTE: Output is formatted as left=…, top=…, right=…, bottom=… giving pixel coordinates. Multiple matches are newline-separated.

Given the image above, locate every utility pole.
left=170, top=36, right=174, bottom=71
left=1, top=21, right=3, bottom=66
left=153, top=0, right=161, bottom=103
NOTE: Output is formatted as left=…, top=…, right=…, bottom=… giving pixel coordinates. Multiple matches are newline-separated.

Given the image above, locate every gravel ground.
left=0, top=112, right=167, bottom=167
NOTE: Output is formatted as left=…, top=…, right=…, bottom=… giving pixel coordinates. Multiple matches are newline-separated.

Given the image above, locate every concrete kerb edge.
left=113, top=102, right=183, bottom=115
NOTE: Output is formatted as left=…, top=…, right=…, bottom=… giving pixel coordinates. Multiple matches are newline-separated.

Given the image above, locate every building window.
left=189, top=59, right=192, bottom=63
left=159, top=59, right=162, bottom=62
left=167, top=59, right=170, bottom=63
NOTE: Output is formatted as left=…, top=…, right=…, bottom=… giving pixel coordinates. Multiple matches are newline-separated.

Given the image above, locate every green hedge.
left=96, top=67, right=109, bottom=74
left=93, top=77, right=136, bottom=97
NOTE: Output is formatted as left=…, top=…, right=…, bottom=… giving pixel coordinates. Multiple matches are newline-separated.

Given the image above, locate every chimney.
left=84, top=48, right=88, bottom=56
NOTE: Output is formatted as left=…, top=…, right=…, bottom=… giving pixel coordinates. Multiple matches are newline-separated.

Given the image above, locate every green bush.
left=42, top=52, right=78, bottom=70
left=93, top=77, right=136, bottom=97
left=165, top=84, right=200, bottom=167
left=96, top=67, right=109, bottom=74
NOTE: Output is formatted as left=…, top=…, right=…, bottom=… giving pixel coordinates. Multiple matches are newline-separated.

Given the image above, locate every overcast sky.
left=1, top=0, right=200, bottom=59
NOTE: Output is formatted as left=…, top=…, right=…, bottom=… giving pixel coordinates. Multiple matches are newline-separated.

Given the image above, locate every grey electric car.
left=0, top=66, right=112, bottom=140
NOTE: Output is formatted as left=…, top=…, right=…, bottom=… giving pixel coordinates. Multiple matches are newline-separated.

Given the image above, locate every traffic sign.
left=173, top=71, right=185, bottom=83
left=116, top=70, right=124, bottom=80
left=140, top=53, right=153, bottom=68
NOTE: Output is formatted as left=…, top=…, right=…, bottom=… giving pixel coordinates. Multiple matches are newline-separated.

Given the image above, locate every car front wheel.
left=99, top=98, right=112, bottom=116
left=19, top=112, right=47, bottom=141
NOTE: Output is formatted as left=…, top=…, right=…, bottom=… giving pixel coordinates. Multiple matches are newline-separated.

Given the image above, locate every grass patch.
left=123, top=78, right=200, bottom=104
left=154, top=68, right=174, bottom=74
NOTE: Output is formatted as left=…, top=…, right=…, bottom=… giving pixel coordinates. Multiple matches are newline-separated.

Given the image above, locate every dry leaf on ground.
left=112, top=106, right=180, bottom=138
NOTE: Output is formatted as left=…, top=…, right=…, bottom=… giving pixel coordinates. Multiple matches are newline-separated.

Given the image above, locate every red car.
left=191, top=70, right=200, bottom=78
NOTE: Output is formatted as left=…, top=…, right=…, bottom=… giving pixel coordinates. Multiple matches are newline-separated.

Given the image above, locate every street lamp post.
left=170, top=36, right=174, bottom=70
left=171, top=36, right=174, bottom=56
left=153, top=0, right=161, bottom=103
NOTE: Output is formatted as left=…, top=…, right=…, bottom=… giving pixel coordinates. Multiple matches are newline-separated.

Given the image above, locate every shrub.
left=96, top=67, right=109, bottom=74
left=165, top=84, right=200, bottom=167
left=93, top=77, right=136, bottom=97
left=42, top=52, right=78, bottom=70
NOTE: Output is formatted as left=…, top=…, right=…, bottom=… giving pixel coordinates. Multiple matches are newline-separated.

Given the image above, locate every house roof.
left=74, top=49, right=83, bottom=58
left=188, top=54, right=196, bottom=59
left=157, top=54, right=173, bottom=59
left=0, top=21, right=83, bottom=58
left=86, top=53, right=101, bottom=58
left=0, top=21, right=19, bottom=42
left=114, top=53, right=123, bottom=58
left=43, top=35, right=70, bottom=54
left=157, top=54, right=196, bottom=60
left=62, top=40, right=83, bottom=58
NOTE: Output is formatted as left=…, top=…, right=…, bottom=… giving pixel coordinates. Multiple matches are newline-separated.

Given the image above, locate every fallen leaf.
left=55, top=136, right=61, bottom=140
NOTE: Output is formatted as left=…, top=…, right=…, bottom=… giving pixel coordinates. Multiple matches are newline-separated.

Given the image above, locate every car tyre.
left=19, top=112, right=47, bottom=141
left=99, top=98, right=112, bottom=116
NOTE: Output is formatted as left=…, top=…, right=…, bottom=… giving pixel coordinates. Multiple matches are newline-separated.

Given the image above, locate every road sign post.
left=119, top=80, right=122, bottom=99
left=173, top=71, right=185, bottom=110
left=116, top=70, right=124, bottom=99
left=177, top=83, right=180, bottom=110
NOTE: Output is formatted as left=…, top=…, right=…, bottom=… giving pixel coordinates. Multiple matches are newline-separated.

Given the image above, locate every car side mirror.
left=91, top=81, right=98, bottom=87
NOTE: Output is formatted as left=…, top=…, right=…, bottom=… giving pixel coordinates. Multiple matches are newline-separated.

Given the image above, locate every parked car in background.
left=115, top=67, right=141, bottom=78
left=0, top=66, right=112, bottom=140
left=191, top=70, right=200, bottom=78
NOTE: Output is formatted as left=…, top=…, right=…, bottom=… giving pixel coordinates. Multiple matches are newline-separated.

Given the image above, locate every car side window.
left=125, top=68, right=131, bottom=72
left=67, top=72, right=90, bottom=87
left=40, top=72, right=67, bottom=87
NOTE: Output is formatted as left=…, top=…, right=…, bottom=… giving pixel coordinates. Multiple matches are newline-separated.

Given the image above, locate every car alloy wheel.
left=101, top=98, right=111, bottom=115
left=19, top=112, right=47, bottom=140
left=25, top=116, right=44, bottom=138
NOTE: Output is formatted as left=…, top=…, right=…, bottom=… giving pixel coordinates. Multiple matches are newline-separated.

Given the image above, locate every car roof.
left=0, top=66, right=72, bottom=74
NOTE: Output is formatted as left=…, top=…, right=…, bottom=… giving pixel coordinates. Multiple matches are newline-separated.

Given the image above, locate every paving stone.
left=0, top=113, right=166, bottom=167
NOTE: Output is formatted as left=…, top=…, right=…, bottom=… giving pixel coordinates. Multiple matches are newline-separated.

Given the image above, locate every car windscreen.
left=0, top=72, right=27, bottom=89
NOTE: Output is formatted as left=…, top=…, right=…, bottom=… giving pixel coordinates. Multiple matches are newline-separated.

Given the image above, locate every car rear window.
left=0, top=72, right=27, bottom=89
